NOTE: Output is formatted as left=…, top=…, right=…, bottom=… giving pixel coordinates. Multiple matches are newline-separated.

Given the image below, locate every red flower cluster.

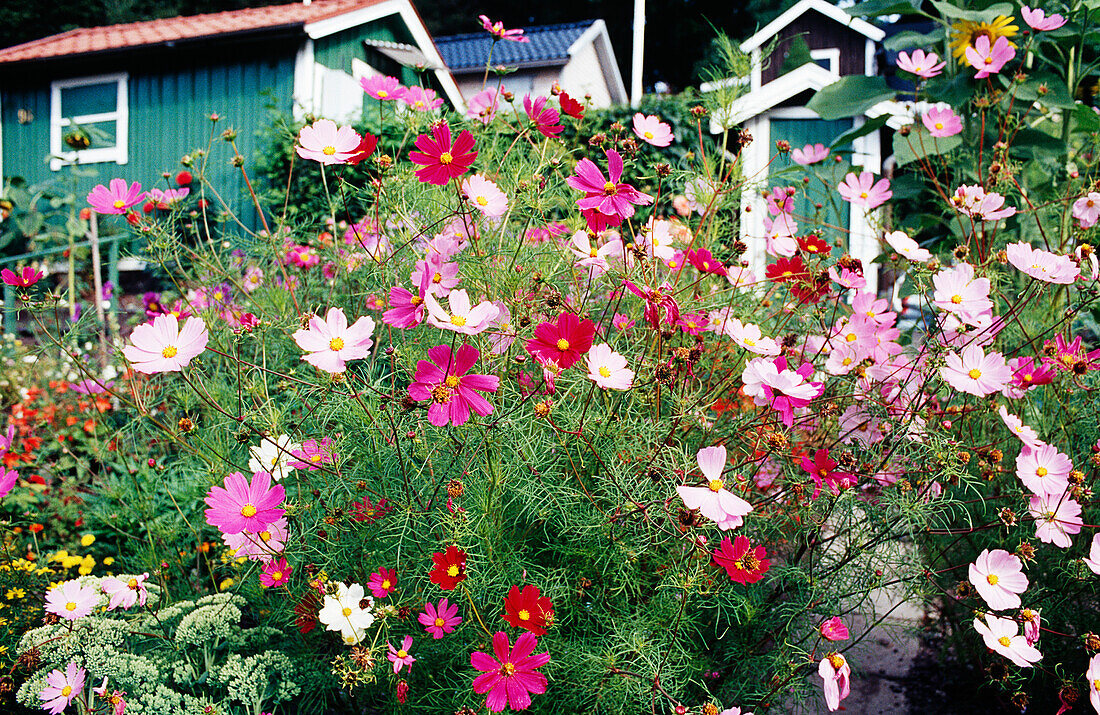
left=429, top=545, right=468, bottom=590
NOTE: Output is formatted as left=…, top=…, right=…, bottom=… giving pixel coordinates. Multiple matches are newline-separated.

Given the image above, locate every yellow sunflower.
left=949, top=16, right=1019, bottom=58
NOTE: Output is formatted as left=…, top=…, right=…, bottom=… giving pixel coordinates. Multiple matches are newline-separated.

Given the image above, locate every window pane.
left=65, top=120, right=117, bottom=151
left=61, top=82, right=118, bottom=117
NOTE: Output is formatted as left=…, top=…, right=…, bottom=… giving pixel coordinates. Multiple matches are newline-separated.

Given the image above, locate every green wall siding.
left=314, top=14, right=418, bottom=85
left=771, top=117, right=853, bottom=233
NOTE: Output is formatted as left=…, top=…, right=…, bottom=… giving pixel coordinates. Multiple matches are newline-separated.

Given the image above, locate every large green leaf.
left=894, top=125, right=963, bottom=166
left=1011, top=73, right=1075, bottom=109
left=847, top=0, right=923, bottom=17
left=929, top=0, right=1014, bottom=21
left=885, top=28, right=946, bottom=51
left=830, top=115, right=891, bottom=148
left=1073, top=103, right=1100, bottom=133
left=806, top=76, right=895, bottom=121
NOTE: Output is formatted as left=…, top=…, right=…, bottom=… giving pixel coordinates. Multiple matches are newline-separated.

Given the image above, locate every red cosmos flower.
left=523, top=95, right=563, bottom=138
left=567, top=149, right=653, bottom=232
left=409, top=121, right=477, bottom=186
left=712, top=535, right=770, bottom=584
left=502, top=585, right=554, bottom=636
left=346, top=132, right=379, bottom=165
left=295, top=591, right=320, bottom=633
left=559, top=92, right=585, bottom=119
left=526, top=312, right=596, bottom=369
left=686, top=248, right=727, bottom=276
left=797, top=234, right=831, bottom=255
left=622, top=280, right=680, bottom=329
left=429, top=545, right=468, bottom=590
left=765, top=256, right=808, bottom=283
left=2, top=267, right=45, bottom=288
left=175, top=170, right=192, bottom=186
left=800, top=448, right=855, bottom=498
left=350, top=497, right=392, bottom=523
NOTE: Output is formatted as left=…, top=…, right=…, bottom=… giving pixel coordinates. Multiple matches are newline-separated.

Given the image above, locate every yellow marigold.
left=80, top=534, right=96, bottom=547
left=949, top=16, right=1018, bottom=58
left=78, top=555, right=95, bottom=575
left=61, top=555, right=82, bottom=569
left=48, top=550, right=69, bottom=563
left=5, top=588, right=25, bottom=600
left=219, top=578, right=235, bottom=591
left=102, top=557, right=115, bottom=566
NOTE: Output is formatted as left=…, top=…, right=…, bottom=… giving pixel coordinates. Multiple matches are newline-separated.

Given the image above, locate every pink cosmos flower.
left=969, top=549, right=1028, bottom=611
left=790, top=143, right=829, bottom=165
left=360, top=75, right=406, bottom=101
left=413, top=254, right=461, bottom=297
left=802, top=449, right=856, bottom=498
left=1073, top=192, right=1100, bottom=228
left=1086, top=653, right=1100, bottom=714
left=998, top=406, right=1041, bottom=448
left=1083, top=533, right=1100, bottom=575
left=1021, top=608, right=1041, bottom=646
left=383, top=276, right=429, bottom=330
left=622, top=279, right=679, bottom=329
left=45, top=579, right=99, bottom=620
left=1021, top=6, right=1067, bottom=30
left=203, top=471, right=286, bottom=535
left=471, top=631, right=550, bottom=713
left=818, top=653, right=851, bottom=711
left=2, top=266, right=45, bottom=287
left=368, top=567, right=397, bottom=599
left=951, top=184, right=1016, bottom=221
left=974, top=613, right=1042, bottom=667
left=940, top=344, right=1012, bottom=396
left=1042, top=333, right=1100, bottom=373
left=884, top=230, right=932, bottom=262
left=965, top=35, right=1015, bottom=78
left=632, top=113, right=673, bottom=147
left=820, top=617, right=850, bottom=641
left=676, top=445, right=753, bottom=530
left=1006, top=242, right=1080, bottom=284
left=223, top=516, right=287, bottom=559
left=829, top=265, right=867, bottom=290
left=462, top=174, right=508, bottom=218
left=478, top=15, right=530, bottom=42
left=932, top=263, right=992, bottom=323
left=1029, top=491, right=1083, bottom=548
left=567, top=149, right=653, bottom=232
left=147, top=187, right=189, bottom=208
left=122, top=314, right=208, bottom=374
left=387, top=635, right=416, bottom=674
left=837, top=171, right=892, bottom=209
left=296, top=119, right=363, bottom=165
left=410, top=121, right=476, bottom=185
left=424, top=289, right=500, bottom=335
left=100, top=572, right=149, bottom=610
left=403, top=85, right=443, bottom=111
left=407, top=344, right=500, bottom=427
left=686, top=247, right=727, bottom=276
left=292, top=307, right=375, bottom=374
left=896, top=49, right=945, bottom=78
left=922, top=107, right=962, bottom=137
left=87, top=178, right=146, bottom=214
left=289, top=438, right=336, bottom=471
left=526, top=312, right=596, bottom=369
left=39, top=662, right=86, bottom=715
left=420, top=597, right=462, bottom=638
left=586, top=343, right=634, bottom=390
left=1016, top=442, right=1073, bottom=497
left=613, top=313, right=635, bottom=332
left=467, top=88, right=502, bottom=124
left=741, top=356, right=824, bottom=427
left=524, top=95, right=564, bottom=138
left=0, top=467, right=16, bottom=499
left=260, top=557, right=292, bottom=588
left=724, top=318, right=780, bottom=356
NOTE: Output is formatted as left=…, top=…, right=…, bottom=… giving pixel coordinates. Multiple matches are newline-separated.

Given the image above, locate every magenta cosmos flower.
left=368, top=567, right=397, bottom=598
left=471, top=631, right=550, bottom=713
left=296, top=119, right=364, bottom=165
left=409, top=121, right=477, bottom=185
left=403, top=86, right=444, bottom=112
left=387, top=635, right=416, bottom=674
left=420, top=597, right=462, bottom=638
left=966, top=35, right=1015, bottom=78
left=820, top=617, right=850, bottom=641
left=39, top=662, right=86, bottom=715
left=896, top=49, right=945, bottom=78
left=524, top=95, right=563, bottom=138
left=969, top=549, right=1028, bottom=611
left=526, top=312, right=596, bottom=369
left=478, top=14, right=530, bottom=42
left=837, top=171, right=892, bottom=209
left=100, top=572, right=149, bottom=610
left=204, top=471, right=286, bottom=535
left=2, top=266, right=44, bottom=288
left=922, top=107, right=962, bottom=138
left=1006, top=242, right=1080, bottom=284
left=45, top=579, right=99, bottom=620
left=567, top=149, right=653, bottom=232
left=1022, top=6, right=1066, bottom=31
left=407, top=344, right=500, bottom=427
left=632, top=113, right=673, bottom=147
left=292, top=307, right=376, bottom=374
left=87, top=178, right=146, bottom=214
left=122, top=313, right=208, bottom=374
left=260, top=557, right=292, bottom=588
left=360, top=75, right=406, bottom=101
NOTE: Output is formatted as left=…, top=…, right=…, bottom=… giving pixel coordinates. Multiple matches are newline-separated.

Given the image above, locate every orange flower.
left=28, top=523, right=44, bottom=533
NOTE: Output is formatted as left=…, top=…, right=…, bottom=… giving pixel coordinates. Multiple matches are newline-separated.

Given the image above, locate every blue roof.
left=434, top=21, right=594, bottom=72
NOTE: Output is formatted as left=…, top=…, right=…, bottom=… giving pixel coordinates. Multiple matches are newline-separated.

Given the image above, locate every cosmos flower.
left=922, top=106, right=962, bottom=137
left=940, top=344, right=1012, bottom=396
left=407, top=344, right=499, bottom=427
left=424, top=289, right=500, bottom=335
left=896, top=49, right=946, bottom=78
left=387, top=635, right=416, bottom=674
left=567, top=149, right=653, bottom=232
left=1029, top=491, right=1083, bottom=548
left=837, top=172, right=892, bottom=209
left=712, top=535, right=770, bottom=584
left=973, top=613, right=1042, bottom=667
left=471, top=632, right=550, bottom=713
left=1021, top=5, right=1066, bottom=30
left=44, top=579, right=99, bottom=620
left=318, top=582, right=375, bottom=645
left=884, top=230, right=932, bottom=262
left=820, top=617, right=850, bottom=641
left=526, top=312, right=596, bottom=369
left=586, top=343, right=634, bottom=390
left=100, top=573, right=149, bottom=610
left=965, top=35, right=1016, bottom=78
left=632, top=113, right=673, bottom=147
left=1005, top=242, right=1080, bottom=284
left=524, top=95, right=564, bottom=138
left=87, top=178, right=146, bottom=214
left=260, top=557, right=292, bottom=588
left=677, top=446, right=753, bottom=530
left=478, top=14, right=530, bottom=42
left=462, top=174, right=508, bottom=218
left=1015, top=441, right=1073, bottom=498
left=203, top=471, right=286, bottom=536
left=969, top=549, right=1028, bottom=611
left=790, top=143, right=829, bottom=165
left=409, top=121, right=477, bottom=185
left=502, top=584, right=554, bottom=636
left=296, top=119, right=364, bottom=165
left=368, top=567, right=398, bottom=599
left=419, top=597, right=462, bottom=638
left=403, top=86, right=444, bottom=111
left=39, top=662, right=86, bottom=715
left=122, top=314, right=208, bottom=374
left=818, top=653, right=851, bottom=711
left=360, top=75, right=406, bottom=101
left=1, top=266, right=45, bottom=288
left=292, top=307, right=375, bottom=374
left=248, top=434, right=299, bottom=482
left=1073, top=192, right=1100, bottom=228
left=429, top=545, right=468, bottom=590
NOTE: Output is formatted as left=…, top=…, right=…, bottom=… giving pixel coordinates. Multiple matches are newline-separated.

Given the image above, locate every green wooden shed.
left=0, top=0, right=463, bottom=218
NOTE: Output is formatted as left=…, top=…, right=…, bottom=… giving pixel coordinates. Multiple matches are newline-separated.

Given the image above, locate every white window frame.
left=50, top=73, right=128, bottom=171
left=810, top=48, right=841, bottom=76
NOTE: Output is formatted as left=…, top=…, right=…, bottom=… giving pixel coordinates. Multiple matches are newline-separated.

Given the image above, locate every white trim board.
left=49, top=72, right=128, bottom=171
left=741, top=0, right=884, bottom=53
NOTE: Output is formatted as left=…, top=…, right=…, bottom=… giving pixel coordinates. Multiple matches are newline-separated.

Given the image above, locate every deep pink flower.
left=471, top=631, right=550, bottom=713
left=44, top=579, right=98, bottom=620
left=387, top=635, right=416, bottom=674
left=896, top=49, right=945, bottom=78
left=837, top=171, right=892, bottom=209
left=419, top=597, right=462, bottom=638
left=567, top=149, right=653, bottom=232
left=407, top=344, right=500, bottom=427
left=360, top=75, right=406, bottom=101
left=820, top=617, right=849, bottom=641
left=403, top=86, right=443, bottom=112
left=203, top=471, right=286, bottom=535
left=922, top=107, right=962, bottom=137
left=292, top=307, right=376, bottom=374
left=526, top=312, right=595, bottom=369
left=260, top=557, right=292, bottom=588
left=801, top=449, right=855, bottom=498
left=622, top=280, right=679, bottom=329
left=1022, top=6, right=1066, bottom=31
left=409, top=121, right=477, bottom=185
left=524, top=95, right=563, bottom=138
left=122, top=314, right=208, bottom=374
left=39, top=662, right=85, bottom=715
left=966, top=35, right=1015, bottom=78
left=1, top=267, right=44, bottom=287
left=741, top=356, right=823, bottom=427
left=0, top=467, right=16, bottom=499
left=712, top=535, right=770, bottom=584
left=632, top=113, right=673, bottom=147
left=383, top=283, right=428, bottom=329
left=289, top=438, right=336, bottom=470
left=87, top=178, right=146, bottom=214
left=368, top=567, right=397, bottom=598
left=1041, top=334, right=1100, bottom=373
left=687, top=248, right=727, bottom=276
left=478, top=15, right=530, bottom=42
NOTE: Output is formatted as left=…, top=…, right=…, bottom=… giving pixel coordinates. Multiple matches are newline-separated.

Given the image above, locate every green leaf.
left=830, top=115, right=891, bottom=148
left=924, top=75, right=973, bottom=106
left=1072, top=103, right=1100, bottom=133
left=807, top=76, right=895, bottom=120
left=885, top=28, right=945, bottom=51
left=847, top=0, right=922, bottom=17
left=929, top=0, right=1014, bottom=21
left=1012, top=74, right=1076, bottom=109
left=894, top=126, right=963, bottom=166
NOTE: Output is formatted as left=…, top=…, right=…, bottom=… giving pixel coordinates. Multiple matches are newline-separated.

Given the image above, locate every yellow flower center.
left=434, top=617, right=445, bottom=627
left=272, top=571, right=283, bottom=581
left=65, top=601, right=77, bottom=611
left=986, top=574, right=999, bottom=585
left=397, top=649, right=408, bottom=658
left=310, top=454, right=322, bottom=462
left=445, top=375, right=460, bottom=388
left=827, top=653, right=845, bottom=671
left=951, top=294, right=963, bottom=304
left=968, top=368, right=982, bottom=380
left=62, top=686, right=73, bottom=697
left=518, top=609, right=531, bottom=620
left=935, top=122, right=944, bottom=130
left=708, top=478, right=724, bottom=492
left=556, top=338, right=570, bottom=351
left=476, top=196, right=488, bottom=206
left=998, top=636, right=1011, bottom=647
left=439, top=152, right=454, bottom=164
left=432, top=272, right=443, bottom=283
left=845, top=333, right=857, bottom=342
left=859, top=191, right=868, bottom=199
left=984, top=56, right=993, bottom=65
left=1036, top=467, right=1048, bottom=477
left=260, top=530, right=272, bottom=541
left=323, top=146, right=336, bottom=156
left=842, top=357, right=852, bottom=366
left=446, top=565, right=460, bottom=577
left=599, top=366, right=611, bottom=378
left=644, top=131, right=654, bottom=139
left=744, top=338, right=756, bottom=346
left=377, top=90, right=388, bottom=98
left=240, top=503, right=257, bottom=518
left=410, top=296, right=423, bottom=306
left=128, top=578, right=138, bottom=588
left=450, top=315, right=468, bottom=327
left=501, top=662, right=516, bottom=676
left=382, top=579, right=391, bottom=590
left=589, top=248, right=598, bottom=257
left=113, top=200, right=126, bottom=209
left=603, top=181, right=617, bottom=195
left=342, top=607, right=353, bottom=616
left=162, top=345, right=179, bottom=358
left=329, top=337, right=345, bottom=351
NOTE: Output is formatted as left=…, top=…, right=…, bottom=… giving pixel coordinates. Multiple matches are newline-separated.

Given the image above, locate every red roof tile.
left=0, top=0, right=386, bottom=64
